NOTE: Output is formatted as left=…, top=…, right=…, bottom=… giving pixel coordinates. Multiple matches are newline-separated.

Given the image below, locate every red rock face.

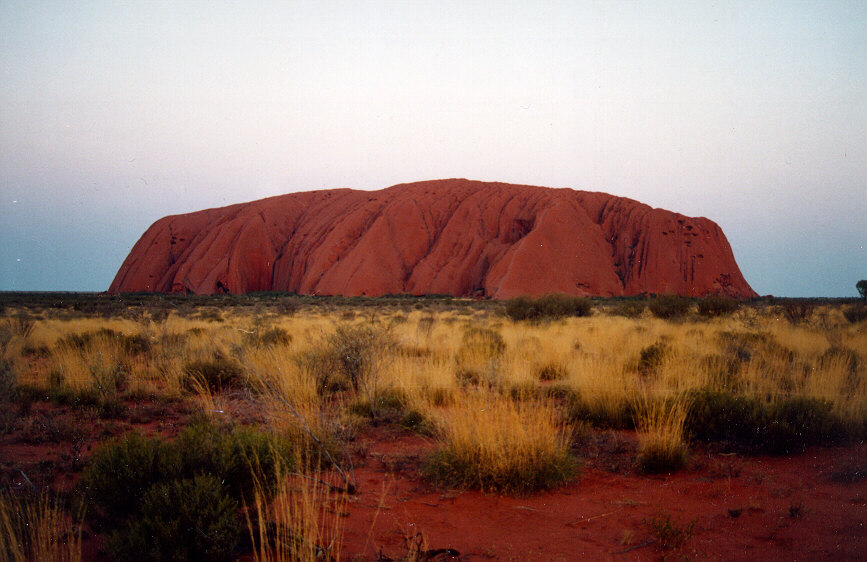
left=109, top=179, right=757, bottom=298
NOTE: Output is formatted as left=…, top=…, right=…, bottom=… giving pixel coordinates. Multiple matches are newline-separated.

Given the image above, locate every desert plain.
left=1, top=293, right=865, bottom=561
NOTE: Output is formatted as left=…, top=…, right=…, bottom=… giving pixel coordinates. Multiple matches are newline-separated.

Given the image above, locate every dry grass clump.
left=454, top=326, right=505, bottom=387
left=0, top=490, right=82, bottom=562
left=246, top=459, right=346, bottom=562
left=634, top=397, right=690, bottom=473
left=423, top=394, right=577, bottom=494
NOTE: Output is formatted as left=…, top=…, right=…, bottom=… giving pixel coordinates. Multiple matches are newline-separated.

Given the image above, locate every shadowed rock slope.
left=110, top=179, right=756, bottom=298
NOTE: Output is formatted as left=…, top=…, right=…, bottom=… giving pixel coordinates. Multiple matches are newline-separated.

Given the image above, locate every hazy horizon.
left=2, top=1, right=865, bottom=297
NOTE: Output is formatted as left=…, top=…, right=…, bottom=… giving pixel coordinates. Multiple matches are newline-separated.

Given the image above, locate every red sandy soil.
left=2, top=401, right=863, bottom=562
left=110, top=179, right=757, bottom=299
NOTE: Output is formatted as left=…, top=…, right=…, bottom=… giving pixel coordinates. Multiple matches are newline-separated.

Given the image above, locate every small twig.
left=613, top=538, right=656, bottom=554
left=17, top=469, right=37, bottom=493
left=566, top=507, right=623, bottom=528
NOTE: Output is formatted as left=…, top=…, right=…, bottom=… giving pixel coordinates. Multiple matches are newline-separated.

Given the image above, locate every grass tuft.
left=423, top=396, right=577, bottom=494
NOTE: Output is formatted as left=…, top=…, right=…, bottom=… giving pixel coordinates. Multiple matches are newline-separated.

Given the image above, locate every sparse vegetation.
left=649, top=295, right=691, bottom=319
left=644, top=510, right=695, bottom=550
left=504, top=293, right=592, bottom=322
left=1, top=293, right=865, bottom=560
left=697, top=295, right=740, bottom=317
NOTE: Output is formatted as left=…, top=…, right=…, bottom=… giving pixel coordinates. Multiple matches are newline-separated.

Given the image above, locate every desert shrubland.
left=1, top=295, right=865, bottom=559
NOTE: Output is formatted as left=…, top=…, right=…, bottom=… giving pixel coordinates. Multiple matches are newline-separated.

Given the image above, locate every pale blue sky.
left=1, top=1, right=864, bottom=296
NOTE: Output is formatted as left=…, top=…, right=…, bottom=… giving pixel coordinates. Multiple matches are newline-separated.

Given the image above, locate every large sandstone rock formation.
left=110, top=179, right=756, bottom=298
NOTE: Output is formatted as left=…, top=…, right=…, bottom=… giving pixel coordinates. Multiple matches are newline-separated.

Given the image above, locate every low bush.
left=346, top=388, right=406, bottom=421
left=400, top=408, right=436, bottom=436
left=637, top=342, right=668, bottom=375
left=609, top=300, right=646, bottom=318
left=843, top=304, right=867, bottom=324
left=164, top=419, right=296, bottom=501
left=504, top=294, right=593, bottom=322
left=644, top=510, right=695, bottom=550
left=106, top=475, right=239, bottom=562
left=21, top=343, right=51, bottom=358
left=259, top=326, right=292, bottom=347
left=649, top=295, right=691, bottom=319
left=58, top=328, right=149, bottom=355
left=0, top=360, right=17, bottom=434
left=685, top=390, right=846, bottom=454
left=536, top=361, right=568, bottom=382
left=780, top=300, right=815, bottom=324
left=697, top=295, right=740, bottom=317
left=183, top=357, right=245, bottom=392
left=568, top=395, right=636, bottom=430
left=305, top=324, right=394, bottom=393
left=819, top=346, right=860, bottom=374
left=455, top=326, right=505, bottom=387
left=80, top=419, right=295, bottom=555
left=79, top=432, right=167, bottom=525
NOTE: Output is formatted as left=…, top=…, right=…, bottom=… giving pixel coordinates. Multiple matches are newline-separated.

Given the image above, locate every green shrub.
left=819, top=346, right=860, bottom=375
left=637, top=342, right=668, bottom=375
left=458, top=326, right=505, bottom=360
left=346, top=388, right=405, bottom=421
left=1, top=359, right=18, bottom=434
left=637, top=442, right=688, bottom=474
left=697, top=295, right=740, bottom=317
left=649, top=295, right=691, bottom=319
left=80, top=421, right=295, bottom=533
left=685, top=390, right=845, bottom=454
left=505, top=294, right=592, bottom=322
left=536, top=361, right=568, bottom=382
left=780, top=300, right=815, bottom=324
left=454, top=326, right=505, bottom=387
left=843, top=304, right=867, bottom=324
left=305, top=324, right=393, bottom=393
left=183, top=356, right=245, bottom=392
left=21, top=343, right=51, bottom=358
left=609, top=300, right=646, bottom=318
left=702, top=354, right=742, bottom=392
left=259, top=326, right=292, bottom=347
left=423, top=446, right=576, bottom=495
left=401, top=408, right=436, bottom=436
left=106, top=475, right=239, bottom=562
left=568, top=396, right=636, bottom=430
left=79, top=432, right=168, bottom=526
left=120, top=333, right=151, bottom=355
left=167, top=419, right=296, bottom=501
left=644, top=510, right=695, bottom=550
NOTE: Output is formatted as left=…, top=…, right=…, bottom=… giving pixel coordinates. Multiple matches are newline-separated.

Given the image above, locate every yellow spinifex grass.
left=0, top=491, right=82, bottom=562
left=634, top=395, right=690, bottom=473
left=424, top=392, right=576, bottom=494
left=247, top=459, right=346, bottom=562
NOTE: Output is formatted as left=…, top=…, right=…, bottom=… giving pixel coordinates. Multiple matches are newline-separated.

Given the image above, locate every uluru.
left=109, top=179, right=756, bottom=299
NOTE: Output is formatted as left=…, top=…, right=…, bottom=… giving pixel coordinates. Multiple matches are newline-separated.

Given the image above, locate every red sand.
left=341, top=429, right=865, bottom=561
left=110, top=179, right=756, bottom=299
left=5, top=403, right=861, bottom=561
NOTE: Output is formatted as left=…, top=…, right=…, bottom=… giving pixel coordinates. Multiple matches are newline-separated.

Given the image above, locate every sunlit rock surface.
left=110, top=179, right=756, bottom=298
